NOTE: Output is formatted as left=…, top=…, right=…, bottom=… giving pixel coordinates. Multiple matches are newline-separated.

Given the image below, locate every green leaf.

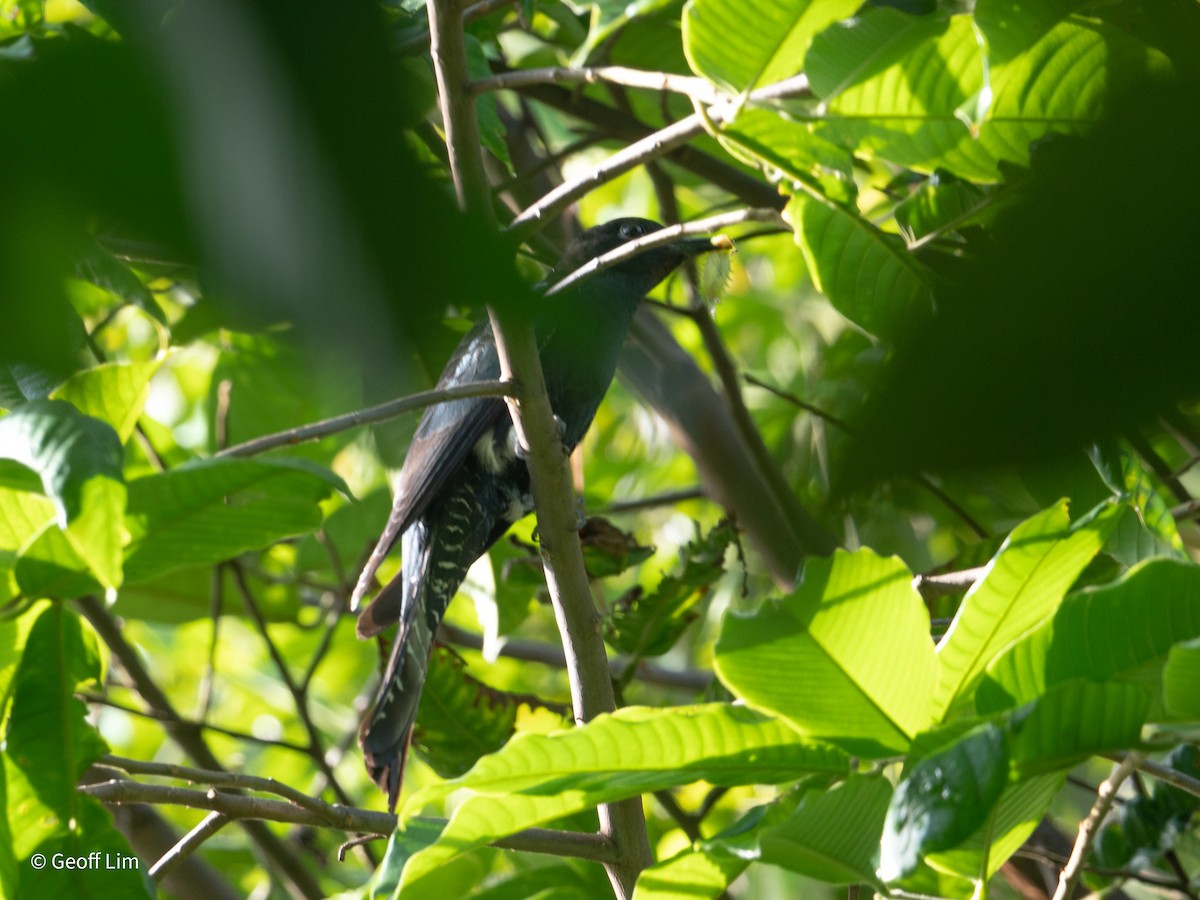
left=784, top=192, right=932, bottom=341
left=0, top=600, right=43, bottom=729
left=878, top=724, right=1009, bottom=882
left=398, top=704, right=848, bottom=892
left=928, top=772, right=1062, bottom=880
left=14, top=521, right=105, bottom=600
left=932, top=500, right=1116, bottom=720
left=683, top=0, right=860, bottom=93
left=570, top=0, right=678, bottom=67
left=977, top=558, right=1200, bottom=714
left=0, top=400, right=126, bottom=590
left=633, top=846, right=746, bottom=900
left=50, top=360, right=162, bottom=444
left=1163, top=637, right=1200, bottom=720
left=718, top=107, right=856, bottom=201
left=606, top=520, right=733, bottom=658
left=806, top=8, right=1170, bottom=181
left=4, top=606, right=106, bottom=831
left=414, top=647, right=557, bottom=778
left=122, top=458, right=336, bottom=583
left=464, top=35, right=512, bottom=170
left=0, top=487, right=56, bottom=602
left=893, top=173, right=995, bottom=242
left=1007, top=680, right=1149, bottom=774
left=715, top=549, right=935, bottom=756
left=754, top=774, right=892, bottom=886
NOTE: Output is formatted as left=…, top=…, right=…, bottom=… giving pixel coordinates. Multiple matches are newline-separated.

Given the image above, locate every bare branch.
left=472, top=66, right=726, bottom=106
left=1052, top=752, right=1144, bottom=900
left=1106, top=752, right=1200, bottom=800
left=76, top=596, right=325, bottom=900
left=546, top=209, right=781, bottom=296
left=508, top=74, right=811, bottom=241
left=216, top=380, right=514, bottom=458
left=148, top=812, right=230, bottom=883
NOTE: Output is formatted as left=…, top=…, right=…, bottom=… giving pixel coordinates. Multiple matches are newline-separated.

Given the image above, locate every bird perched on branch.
left=353, top=218, right=714, bottom=808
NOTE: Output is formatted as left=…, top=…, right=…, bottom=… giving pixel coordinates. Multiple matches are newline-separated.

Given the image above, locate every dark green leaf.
left=879, top=724, right=1009, bottom=881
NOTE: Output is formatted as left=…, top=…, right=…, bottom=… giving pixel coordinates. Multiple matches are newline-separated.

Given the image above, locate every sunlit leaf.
left=399, top=705, right=849, bottom=892
left=978, top=558, right=1200, bottom=714
left=684, top=0, right=859, bottom=93
left=933, top=500, right=1116, bottom=720
left=716, top=549, right=935, bottom=756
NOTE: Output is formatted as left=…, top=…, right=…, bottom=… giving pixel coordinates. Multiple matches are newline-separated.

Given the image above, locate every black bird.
left=353, top=218, right=713, bottom=808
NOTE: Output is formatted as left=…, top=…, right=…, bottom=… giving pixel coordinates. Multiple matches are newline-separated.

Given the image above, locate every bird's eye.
left=618, top=221, right=645, bottom=240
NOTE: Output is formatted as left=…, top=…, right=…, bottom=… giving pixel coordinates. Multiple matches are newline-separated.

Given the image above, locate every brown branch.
left=439, top=622, right=713, bottom=691
left=76, top=596, right=325, bottom=899
left=148, top=811, right=230, bottom=883
left=84, top=777, right=622, bottom=863
left=507, top=76, right=784, bottom=212
left=229, top=563, right=356, bottom=815
left=215, top=380, right=514, bottom=457
left=1052, top=753, right=1144, bottom=900
left=426, top=0, right=650, bottom=892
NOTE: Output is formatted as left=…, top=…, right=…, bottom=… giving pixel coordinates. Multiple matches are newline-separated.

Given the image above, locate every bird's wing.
left=351, top=319, right=507, bottom=612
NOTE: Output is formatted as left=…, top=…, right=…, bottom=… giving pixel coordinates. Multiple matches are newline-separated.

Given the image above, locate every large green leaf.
left=718, top=107, right=856, bottom=201
left=50, top=360, right=161, bottom=444
left=806, top=7, right=1170, bottom=181
left=1007, top=680, right=1149, bottom=774
left=414, top=647, right=551, bottom=778
left=977, top=558, right=1200, bottom=714
left=0, top=487, right=56, bottom=602
left=932, top=500, right=1115, bottom=720
left=2, top=605, right=148, bottom=899
left=683, top=0, right=859, bottom=93
left=1163, top=637, right=1200, bottom=720
left=754, top=774, right=892, bottom=886
left=398, top=704, right=848, bottom=892
left=785, top=192, right=932, bottom=341
left=122, top=458, right=338, bottom=583
left=0, top=400, right=126, bottom=590
left=878, top=724, right=1009, bottom=882
left=928, top=772, right=1063, bottom=881
left=716, top=548, right=935, bottom=756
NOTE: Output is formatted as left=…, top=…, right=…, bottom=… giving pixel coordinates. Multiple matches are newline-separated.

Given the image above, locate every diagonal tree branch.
left=424, top=1, right=651, bottom=895
left=76, top=596, right=325, bottom=900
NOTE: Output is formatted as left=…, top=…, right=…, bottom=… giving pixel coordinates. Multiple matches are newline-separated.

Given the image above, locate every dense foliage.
left=1, top=0, right=1199, bottom=898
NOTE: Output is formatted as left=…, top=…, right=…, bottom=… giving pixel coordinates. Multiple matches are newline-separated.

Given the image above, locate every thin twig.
left=912, top=566, right=989, bottom=598
left=439, top=622, right=713, bottom=691
left=215, top=379, right=515, bottom=457
left=148, top=811, right=230, bottom=883
left=81, top=691, right=312, bottom=754
left=83, top=778, right=396, bottom=833
left=547, top=209, right=782, bottom=296
left=76, top=596, right=325, bottom=899
left=602, top=487, right=706, bottom=514
left=1052, top=752, right=1144, bottom=900
left=84, top=777, right=624, bottom=863
left=472, top=65, right=726, bottom=106
left=508, top=74, right=811, bottom=241
left=1105, top=752, right=1200, bottom=800
left=228, top=563, right=356, bottom=810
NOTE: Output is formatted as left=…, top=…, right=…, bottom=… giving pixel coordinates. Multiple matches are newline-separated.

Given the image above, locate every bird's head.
left=548, top=217, right=717, bottom=297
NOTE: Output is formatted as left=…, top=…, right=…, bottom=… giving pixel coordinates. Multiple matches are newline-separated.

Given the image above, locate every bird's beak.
left=680, top=233, right=734, bottom=256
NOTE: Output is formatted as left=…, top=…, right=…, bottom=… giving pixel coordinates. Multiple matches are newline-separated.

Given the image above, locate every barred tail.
left=359, top=595, right=436, bottom=811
